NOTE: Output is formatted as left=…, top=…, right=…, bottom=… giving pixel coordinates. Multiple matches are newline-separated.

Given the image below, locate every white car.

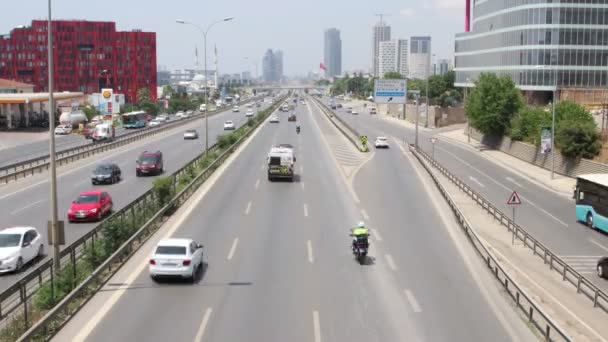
left=224, top=120, right=236, bottom=130
left=0, top=227, right=44, bottom=273
left=374, top=136, right=389, bottom=148
left=149, top=238, right=204, bottom=282
left=157, top=115, right=169, bottom=122
left=232, top=106, right=240, bottom=112
left=269, top=115, right=279, bottom=123
left=54, top=125, right=72, bottom=135
left=175, top=112, right=185, bottom=119
left=186, top=110, right=194, bottom=115
left=149, top=119, right=162, bottom=127
left=246, top=109, right=255, bottom=117
left=351, top=109, right=358, bottom=115
left=183, top=129, right=199, bottom=139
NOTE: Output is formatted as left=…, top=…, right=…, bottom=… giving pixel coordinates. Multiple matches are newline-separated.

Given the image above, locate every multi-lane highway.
left=328, top=100, right=608, bottom=290
left=53, top=95, right=534, bottom=342
left=0, top=101, right=271, bottom=291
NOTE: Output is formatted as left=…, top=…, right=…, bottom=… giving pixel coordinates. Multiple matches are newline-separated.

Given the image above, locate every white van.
left=92, top=123, right=115, bottom=142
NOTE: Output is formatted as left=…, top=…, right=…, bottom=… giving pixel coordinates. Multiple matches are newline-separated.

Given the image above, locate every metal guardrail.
left=309, top=96, right=364, bottom=151
left=16, top=97, right=286, bottom=341
left=409, top=144, right=571, bottom=342
left=0, top=97, right=262, bottom=184
left=414, top=146, right=608, bottom=314
left=0, top=96, right=285, bottom=335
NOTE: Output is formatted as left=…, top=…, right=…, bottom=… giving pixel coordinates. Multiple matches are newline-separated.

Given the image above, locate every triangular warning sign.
left=507, top=191, right=522, bottom=205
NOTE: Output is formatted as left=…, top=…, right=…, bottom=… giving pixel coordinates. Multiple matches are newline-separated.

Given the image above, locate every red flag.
left=320, top=62, right=327, bottom=71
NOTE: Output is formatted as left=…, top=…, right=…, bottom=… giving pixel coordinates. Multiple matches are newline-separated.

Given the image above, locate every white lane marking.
left=245, top=201, right=252, bottom=215
left=360, top=209, right=370, bottom=220
left=227, top=238, right=239, bottom=261
left=506, top=176, right=523, bottom=188
left=313, top=310, right=322, bottom=342
left=468, top=176, right=485, bottom=188
left=307, top=240, right=314, bottom=263
left=404, top=289, right=422, bottom=313
left=193, top=307, right=213, bottom=342
left=255, top=179, right=260, bottom=189
left=304, top=203, right=309, bottom=217
left=590, top=239, right=608, bottom=253
left=435, top=145, right=569, bottom=227
left=385, top=254, right=397, bottom=271
left=301, top=181, right=305, bottom=190
left=371, top=228, right=383, bottom=241
left=10, top=199, right=45, bottom=215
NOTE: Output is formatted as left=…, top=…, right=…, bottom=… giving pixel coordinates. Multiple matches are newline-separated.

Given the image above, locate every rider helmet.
left=358, top=221, right=365, bottom=228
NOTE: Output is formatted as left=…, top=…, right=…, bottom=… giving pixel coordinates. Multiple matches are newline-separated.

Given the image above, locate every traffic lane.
left=0, top=105, right=270, bottom=291
left=82, top=104, right=301, bottom=341
left=354, top=142, right=530, bottom=341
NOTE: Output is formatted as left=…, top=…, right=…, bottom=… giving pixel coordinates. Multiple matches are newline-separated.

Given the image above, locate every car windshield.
left=139, top=156, right=157, bottom=164
left=76, top=195, right=100, bottom=204
left=0, top=234, right=21, bottom=247
left=94, top=165, right=112, bottom=173
left=155, top=246, right=187, bottom=255
left=186, top=130, right=196, bottom=134
left=225, top=121, right=233, bottom=124
left=378, top=137, right=387, bottom=141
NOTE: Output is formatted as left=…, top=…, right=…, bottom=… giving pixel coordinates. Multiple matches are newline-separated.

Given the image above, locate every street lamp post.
left=176, top=17, right=234, bottom=155
left=47, top=0, right=61, bottom=272
left=535, top=64, right=557, bottom=179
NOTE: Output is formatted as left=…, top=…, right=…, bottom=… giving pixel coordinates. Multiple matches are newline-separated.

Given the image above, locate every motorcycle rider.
left=350, top=221, right=369, bottom=252
left=296, top=125, right=301, bottom=134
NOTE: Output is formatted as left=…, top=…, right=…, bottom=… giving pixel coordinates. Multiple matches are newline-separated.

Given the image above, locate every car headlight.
left=90, top=208, right=98, bottom=213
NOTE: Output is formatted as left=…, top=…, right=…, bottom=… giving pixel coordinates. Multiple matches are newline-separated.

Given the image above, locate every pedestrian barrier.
left=0, top=96, right=287, bottom=340
left=0, top=97, right=262, bottom=184
left=414, top=144, right=608, bottom=313
left=409, top=144, right=571, bottom=341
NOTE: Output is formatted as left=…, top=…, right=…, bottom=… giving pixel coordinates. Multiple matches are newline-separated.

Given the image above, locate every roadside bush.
left=101, top=220, right=135, bottom=256
left=34, top=263, right=90, bottom=310
left=556, top=121, right=601, bottom=159
left=152, top=176, right=174, bottom=208
left=82, top=242, right=107, bottom=270
left=247, top=118, right=255, bottom=127
left=217, top=133, right=238, bottom=149
left=510, top=106, right=551, bottom=145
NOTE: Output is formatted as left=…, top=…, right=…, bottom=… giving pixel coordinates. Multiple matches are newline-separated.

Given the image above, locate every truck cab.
left=267, top=144, right=296, bottom=182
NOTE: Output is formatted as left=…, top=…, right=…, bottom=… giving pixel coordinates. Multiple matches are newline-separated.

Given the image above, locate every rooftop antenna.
left=374, top=13, right=391, bottom=25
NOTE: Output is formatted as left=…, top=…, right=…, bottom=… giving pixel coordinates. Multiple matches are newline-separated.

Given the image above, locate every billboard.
left=374, top=79, right=407, bottom=104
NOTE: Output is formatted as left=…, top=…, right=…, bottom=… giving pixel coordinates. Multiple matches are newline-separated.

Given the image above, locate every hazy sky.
left=2, top=0, right=464, bottom=76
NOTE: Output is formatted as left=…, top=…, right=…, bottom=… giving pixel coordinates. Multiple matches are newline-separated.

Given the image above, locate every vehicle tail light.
left=149, top=259, right=156, bottom=265
left=183, top=260, right=191, bottom=266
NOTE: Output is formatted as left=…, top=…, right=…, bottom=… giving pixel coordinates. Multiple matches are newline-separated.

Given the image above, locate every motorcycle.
left=350, top=232, right=369, bottom=264
left=296, top=126, right=301, bottom=134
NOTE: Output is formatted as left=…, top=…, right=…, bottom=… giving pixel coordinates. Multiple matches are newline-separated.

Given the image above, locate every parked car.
left=67, top=191, right=113, bottom=222
left=224, top=120, right=236, bottom=130
left=0, top=227, right=44, bottom=273
left=149, top=238, right=204, bottom=282
left=183, top=129, right=199, bottom=140
left=598, top=257, right=608, bottom=279
left=91, top=163, right=122, bottom=185
left=136, top=150, right=163, bottom=176
left=54, top=125, right=72, bottom=135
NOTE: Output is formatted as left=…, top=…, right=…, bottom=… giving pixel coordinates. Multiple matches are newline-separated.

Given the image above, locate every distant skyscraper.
left=324, top=28, right=342, bottom=78
left=372, top=21, right=391, bottom=77
left=409, top=36, right=432, bottom=80
left=435, top=59, right=451, bottom=75
left=262, top=49, right=283, bottom=82
left=378, top=39, right=408, bottom=78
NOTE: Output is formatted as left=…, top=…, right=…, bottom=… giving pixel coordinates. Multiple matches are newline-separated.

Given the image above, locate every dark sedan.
left=599, top=257, right=608, bottom=279
left=91, top=163, right=122, bottom=185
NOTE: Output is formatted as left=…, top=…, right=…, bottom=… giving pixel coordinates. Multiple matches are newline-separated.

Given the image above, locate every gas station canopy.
left=0, top=92, right=83, bottom=104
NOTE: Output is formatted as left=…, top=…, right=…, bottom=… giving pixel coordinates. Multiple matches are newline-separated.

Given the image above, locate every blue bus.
left=123, top=111, right=147, bottom=129
left=575, top=174, right=608, bottom=233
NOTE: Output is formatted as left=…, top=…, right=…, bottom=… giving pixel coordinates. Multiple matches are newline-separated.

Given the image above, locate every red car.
left=136, top=150, right=163, bottom=176
left=67, top=191, right=113, bottom=222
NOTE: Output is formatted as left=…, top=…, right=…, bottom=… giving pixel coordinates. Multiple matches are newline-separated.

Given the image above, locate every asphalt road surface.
left=328, top=99, right=608, bottom=292
left=0, top=102, right=271, bottom=292
left=53, top=96, right=534, bottom=342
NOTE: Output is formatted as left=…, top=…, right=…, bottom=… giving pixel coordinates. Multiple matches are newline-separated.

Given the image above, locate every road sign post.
left=507, top=191, right=522, bottom=245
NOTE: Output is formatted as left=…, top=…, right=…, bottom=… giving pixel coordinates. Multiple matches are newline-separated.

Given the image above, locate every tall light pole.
left=176, top=17, right=234, bottom=155
left=47, top=0, right=61, bottom=272
left=535, top=64, right=557, bottom=179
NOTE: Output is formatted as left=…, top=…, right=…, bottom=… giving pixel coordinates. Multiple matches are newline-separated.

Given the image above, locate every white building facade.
left=378, top=39, right=409, bottom=78
left=409, top=36, right=432, bottom=80
left=372, top=22, right=391, bottom=77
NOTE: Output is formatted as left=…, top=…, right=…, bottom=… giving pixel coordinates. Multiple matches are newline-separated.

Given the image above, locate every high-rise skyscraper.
left=372, top=21, right=391, bottom=77
left=409, top=36, right=432, bottom=80
left=435, top=59, right=451, bottom=75
left=262, top=49, right=283, bottom=83
left=324, top=28, right=342, bottom=78
left=378, top=39, right=408, bottom=78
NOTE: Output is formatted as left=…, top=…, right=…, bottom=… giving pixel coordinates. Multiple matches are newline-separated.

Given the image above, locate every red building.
left=0, top=20, right=156, bottom=103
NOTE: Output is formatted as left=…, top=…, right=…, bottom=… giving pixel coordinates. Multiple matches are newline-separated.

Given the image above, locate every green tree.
left=137, top=88, right=152, bottom=104
left=465, top=73, right=523, bottom=136
left=510, top=106, right=551, bottom=145
left=140, top=101, right=159, bottom=116
left=162, top=85, right=175, bottom=98
left=82, top=106, right=101, bottom=120
left=556, top=121, right=601, bottom=159
left=383, top=72, right=403, bottom=79
left=555, top=101, right=595, bottom=126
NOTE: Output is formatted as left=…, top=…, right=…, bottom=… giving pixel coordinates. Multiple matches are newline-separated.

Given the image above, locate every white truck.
left=267, top=144, right=296, bottom=182
left=91, top=122, right=115, bottom=142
